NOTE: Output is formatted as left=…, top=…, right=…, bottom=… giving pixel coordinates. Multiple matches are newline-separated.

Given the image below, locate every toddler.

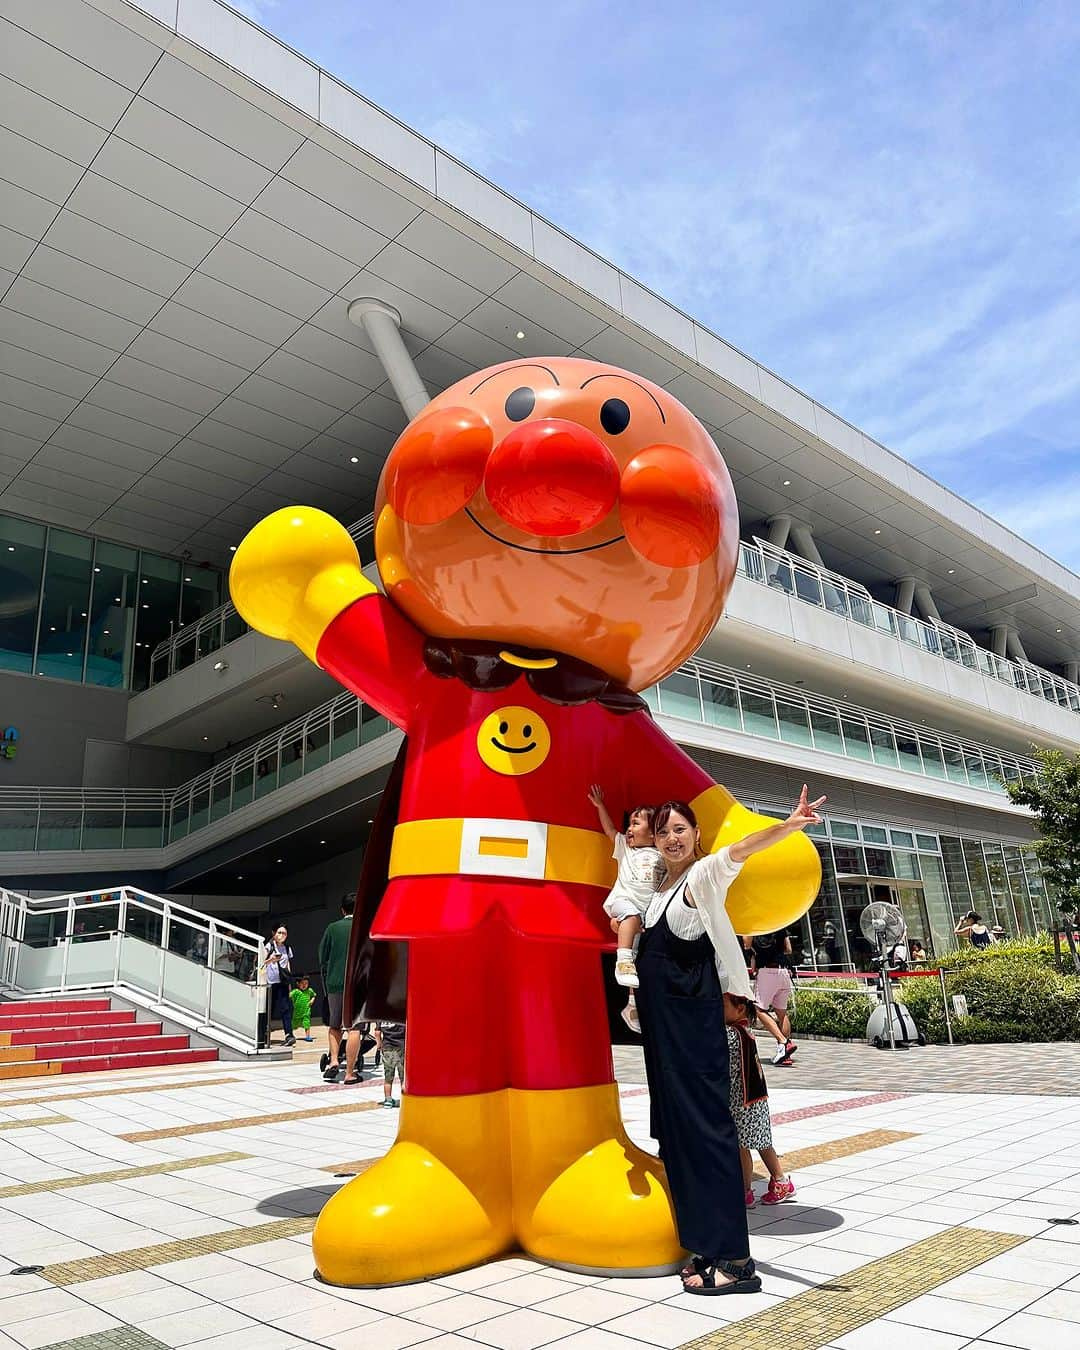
left=289, top=975, right=318, bottom=1043
left=724, top=993, right=796, bottom=1207
left=588, top=785, right=665, bottom=1033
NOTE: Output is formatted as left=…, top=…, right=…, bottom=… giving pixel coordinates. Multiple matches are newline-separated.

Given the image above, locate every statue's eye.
left=600, top=397, right=631, bottom=434
left=499, top=721, right=509, bottom=735
left=523, top=724, right=532, bottom=738
left=504, top=387, right=535, bottom=422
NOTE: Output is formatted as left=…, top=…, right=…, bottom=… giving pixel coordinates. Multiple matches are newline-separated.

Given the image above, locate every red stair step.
left=0, top=998, right=112, bottom=1020
left=0, top=1010, right=137, bottom=1032
left=33, top=1034, right=190, bottom=1060
left=9, top=1021, right=162, bottom=1047
left=57, top=1047, right=218, bottom=1074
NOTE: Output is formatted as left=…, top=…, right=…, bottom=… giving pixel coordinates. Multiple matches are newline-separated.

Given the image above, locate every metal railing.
left=0, top=885, right=265, bottom=1051
left=0, top=690, right=393, bottom=854
left=146, top=514, right=376, bottom=686
left=648, top=657, right=1036, bottom=797
left=738, top=538, right=1080, bottom=713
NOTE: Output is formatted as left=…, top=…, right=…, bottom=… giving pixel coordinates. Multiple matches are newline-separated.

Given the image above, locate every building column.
left=788, top=522, right=824, bottom=567
left=1066, top=661, right=1079, bottom=684
left=990, top=625, right=1028, bottom=663
left=346, top=298, right=429, bottom=421
left=894, top=576, right=917, bottom=615
left=765, top=515, right=792, bottom=550
left=913, top=583, right=942, bottom=623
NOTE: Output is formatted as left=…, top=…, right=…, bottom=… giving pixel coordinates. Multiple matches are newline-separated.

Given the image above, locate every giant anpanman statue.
left=230, top=357, right=820, bottom=1285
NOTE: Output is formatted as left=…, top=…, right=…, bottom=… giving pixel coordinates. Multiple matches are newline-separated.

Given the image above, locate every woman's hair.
left=624, top=803, right=657, bottom=831
left=653, top=800, right=698, bottom=834
left=967, top=911, right=982, bottom=923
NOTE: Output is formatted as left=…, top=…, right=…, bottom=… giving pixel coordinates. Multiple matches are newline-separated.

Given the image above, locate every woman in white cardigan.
left=635, top=786, right=825, bottom=1296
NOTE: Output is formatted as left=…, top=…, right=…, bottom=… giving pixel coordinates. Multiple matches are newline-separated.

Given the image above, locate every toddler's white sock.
left=616, top=948, right=636, bottom=963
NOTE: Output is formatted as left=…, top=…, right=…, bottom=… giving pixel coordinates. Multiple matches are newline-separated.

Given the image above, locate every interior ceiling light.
left=350, top=456, right=359, bottom=463
left=515, top=330, right=525, bottom=340
left=947, top=568, right=955, bottom=574
left=202, top=736, right=208, bottom=741
left=873, top=528, right=882, bottom=535
left=185, top=576, right=191, bottom=582
left=782, top=479, right=792, bottom=486
left=6, top=546, right=13, bottom=552
left=229, top=545, right=237, bottom=552
left=94, top=566, right=100, bottom=572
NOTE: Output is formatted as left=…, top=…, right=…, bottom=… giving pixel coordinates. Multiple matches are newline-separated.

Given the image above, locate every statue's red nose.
left=483, top=419, right=620, bottom=537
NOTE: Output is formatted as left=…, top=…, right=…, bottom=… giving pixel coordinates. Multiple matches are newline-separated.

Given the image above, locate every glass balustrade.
left=146, top=515, right=376, bottom=686
left=738, top=539, right=1080, bottom=714
left=0, top=658, right=1032, bottom=856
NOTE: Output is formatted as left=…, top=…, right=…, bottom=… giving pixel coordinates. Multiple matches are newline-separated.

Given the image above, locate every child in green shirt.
left=290, top=976, right=318, bottom=1042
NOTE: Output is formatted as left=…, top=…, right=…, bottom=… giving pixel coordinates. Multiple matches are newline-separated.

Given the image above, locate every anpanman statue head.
left=374, top=356, right=740, bottom=691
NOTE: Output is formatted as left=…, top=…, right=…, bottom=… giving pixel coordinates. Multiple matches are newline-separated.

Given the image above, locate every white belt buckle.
left=459, top=818, right=548, bottom=880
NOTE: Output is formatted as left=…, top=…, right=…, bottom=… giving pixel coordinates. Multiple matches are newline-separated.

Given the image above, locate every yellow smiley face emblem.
left=477, top=706, right=552, bottom=776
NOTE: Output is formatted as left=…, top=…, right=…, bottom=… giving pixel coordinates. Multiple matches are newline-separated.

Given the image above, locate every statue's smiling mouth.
left=466, top=509, right=623, bottom=555
left=491, top=738, right=536, bottom=754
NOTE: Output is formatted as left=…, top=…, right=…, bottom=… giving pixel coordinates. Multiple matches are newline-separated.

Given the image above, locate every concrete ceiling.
left=1, top=0, right=1078, bottom=670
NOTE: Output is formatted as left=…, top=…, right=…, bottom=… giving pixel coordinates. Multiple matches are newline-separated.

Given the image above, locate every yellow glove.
left=229, top=507, right=376, bottom=665
left=690, top=787, right=821, bottom=936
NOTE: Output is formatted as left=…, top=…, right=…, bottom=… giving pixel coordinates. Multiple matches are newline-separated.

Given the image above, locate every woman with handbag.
left=264, top=924, right=296, bottom=1046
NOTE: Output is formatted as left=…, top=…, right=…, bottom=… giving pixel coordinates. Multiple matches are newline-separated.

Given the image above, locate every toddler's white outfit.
left=604, top=836, right=665, bottom=999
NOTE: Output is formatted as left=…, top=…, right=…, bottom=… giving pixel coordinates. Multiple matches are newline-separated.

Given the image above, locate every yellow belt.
left=388, top=817, right=616, bottom=888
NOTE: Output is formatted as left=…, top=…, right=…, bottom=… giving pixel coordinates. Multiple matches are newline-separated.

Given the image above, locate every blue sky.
left=235, top=1, right=1080, bottom=571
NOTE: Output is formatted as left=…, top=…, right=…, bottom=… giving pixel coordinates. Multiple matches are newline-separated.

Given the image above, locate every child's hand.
left=610, top=917, right=621, bottom=934
left=587, top=784, right=604, bottom=806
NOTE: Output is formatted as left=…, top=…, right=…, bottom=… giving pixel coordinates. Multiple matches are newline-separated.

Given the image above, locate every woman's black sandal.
left=682, top=1257, right=760, bottom=1296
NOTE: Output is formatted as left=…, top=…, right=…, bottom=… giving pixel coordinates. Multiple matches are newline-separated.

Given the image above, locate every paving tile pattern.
left=0, top=1151, right=250, bottom=1201
left=1, top=1078, right=240, bottom=1109
left=119, top=1098, right=381, bottom=1141
left=678, top=1227, right=1025, bottom=1350
left=40, top=1217, right=316, bottom=1286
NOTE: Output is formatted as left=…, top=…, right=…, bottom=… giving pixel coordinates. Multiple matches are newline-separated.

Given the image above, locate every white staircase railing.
left=0, top=886, right=267, bottom=1053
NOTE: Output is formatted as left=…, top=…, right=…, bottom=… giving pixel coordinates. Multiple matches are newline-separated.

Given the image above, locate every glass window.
left=916, top=833, right=940, bottom=852
left=961, top=839, right=992, bottom=911
left=658, top=672, right=702, bottom=722
left=862, top=825, right=889, bottom=845
left=821, top=581, right=849, bottom=618
left=940, top=835, right=972, bottom=921
left=179, top=563, right=222, bottom=626
left=0, top=515, right=45, bottom=674
left=776, top=700, right=812, bottom=747
left=840, top=716, right=873, bottom=762
left=741, top=689, right=779, bottom=739
left=864, top=846, right=892, bottom=876
left=131, top=553, right=181, bottom=690
left=766, top=559, right=794, bottom=595
left=331, top=702, right=360, bottom=758
left=85, top=541, right=138, bottom=688
left=830, top=819, right=860, bottom=842
left=849, top=593, right=873, bottom=626
left=82, top=808, right=123, bottom=849
left=871, top=602, right=896, bottom=635
left=809, top=707, right=844, bottom=756
left=231, top=759, right=254, bottom=810
left=889, top=829, right=915, bottom=849
left=703, top=679, right=741, bottom=730
left=964, top=751, right=990, bottom=792
left=832, top=843, right=865, bottom=874
left=35, top=530, right=92, bottom=681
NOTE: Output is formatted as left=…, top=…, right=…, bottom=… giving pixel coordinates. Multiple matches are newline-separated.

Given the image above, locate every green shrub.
left=790, top=949, right=1080, bottom=1045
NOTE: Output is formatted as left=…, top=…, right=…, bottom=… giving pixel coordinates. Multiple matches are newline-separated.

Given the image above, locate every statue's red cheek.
left=382, top=406, right=493, bottom=525
left=620, top=445, right=726, bottom=567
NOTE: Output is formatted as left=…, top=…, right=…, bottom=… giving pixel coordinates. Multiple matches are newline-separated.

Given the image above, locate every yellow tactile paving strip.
left=679, top=1227, right=1025, bottom=1350
left=321, top=1157, right=380, bottom=1176
left=752, top=1127, right=916, bottom=1179
left=0, top=1075, right=242, bottom=1108
left=0, top=1114, right=71, bottom=1131
left=119, top=1098, right=382, bottom=1141
left=40, top=1216, right=318, bottom=1286
left=0, top=1150, right=251, bottom=1201
left=0, top=1060, right=59, bottom=1080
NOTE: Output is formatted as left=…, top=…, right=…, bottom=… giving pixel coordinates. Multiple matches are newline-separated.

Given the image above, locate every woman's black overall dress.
left=636, top=878, right=750, bottom=1263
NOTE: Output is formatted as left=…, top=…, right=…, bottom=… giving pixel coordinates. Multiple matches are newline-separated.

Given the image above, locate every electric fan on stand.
left=859, top=901, right=924, bottom=1050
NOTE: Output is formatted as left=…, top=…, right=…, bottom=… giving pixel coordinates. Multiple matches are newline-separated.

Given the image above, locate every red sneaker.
left=745, top=1186, right=755, bottom=1207
left=762, top=1175, right=795, bottom=1205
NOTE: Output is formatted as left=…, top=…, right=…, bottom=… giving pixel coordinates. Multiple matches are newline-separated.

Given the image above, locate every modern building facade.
left=2, top=0, right=1077, bottom=976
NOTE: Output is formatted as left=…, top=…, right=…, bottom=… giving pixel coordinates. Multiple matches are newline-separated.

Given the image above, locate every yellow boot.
left=313, top=1090, right=514, bottom=1286
left=510, top=1083, right=684, bottom=1275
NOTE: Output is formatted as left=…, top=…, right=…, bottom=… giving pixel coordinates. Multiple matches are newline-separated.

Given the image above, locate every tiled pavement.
left=614, top=1037, right=1080, bottom=1096
left=0, top=1041, right=1077, bottom=1349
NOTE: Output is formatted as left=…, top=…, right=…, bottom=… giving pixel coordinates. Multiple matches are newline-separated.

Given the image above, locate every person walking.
left=744, top=931, right=796, bottom=1065
left=373, top=1021, right=405, bottom=1107
left=319, top=895, right=354, bottom=1080
left=264, top=924, right=296, bottom=1046
left=635, top=785, right=825, bottom=1296
left=955, top=911, right=993, bottom=949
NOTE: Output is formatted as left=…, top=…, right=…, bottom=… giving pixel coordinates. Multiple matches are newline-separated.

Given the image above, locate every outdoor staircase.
left=0, top=997, right=219, bottom=1079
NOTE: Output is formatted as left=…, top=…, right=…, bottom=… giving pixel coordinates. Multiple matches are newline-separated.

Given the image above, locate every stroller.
left=320, top=1022, right=380, bottom=1081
